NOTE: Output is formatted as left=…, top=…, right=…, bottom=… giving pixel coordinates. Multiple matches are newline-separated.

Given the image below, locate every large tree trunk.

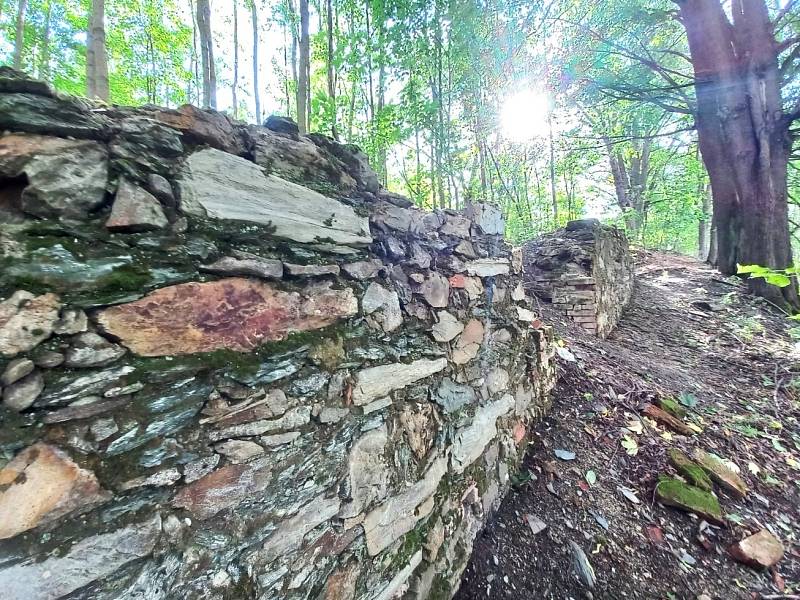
left=251, top=0, right=261, bottom=124
left=197, top=0, right=216, bottom=109
left=296, top=0, right=310, bottom=133
left=677, top=0, right=798, bottom=310
left=13, top=0, right=28, bottom=70
left=86, top=0, right=109, bottom=101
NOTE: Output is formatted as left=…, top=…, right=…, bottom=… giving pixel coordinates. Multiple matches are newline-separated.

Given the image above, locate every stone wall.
left=0, top=69, right=555, bottom=600
left=522, top=219, right=634, bottom=338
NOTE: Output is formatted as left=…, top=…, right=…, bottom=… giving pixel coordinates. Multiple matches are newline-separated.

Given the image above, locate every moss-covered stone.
left=667, top=448, right=712, bottom=491
left=660, top=397, right=687, bottom=419
left=655, top=477, right=724, bottom=524
left=692, top=448, right=748, bottom=499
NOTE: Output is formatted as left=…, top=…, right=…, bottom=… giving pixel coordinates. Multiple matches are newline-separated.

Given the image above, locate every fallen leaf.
left=525, top=514, right=547, bottom=535
left=679, top=392, right=698, bottom=408
left=585, top=470, right=597, bottom=486
left=645, top=525, right=664, bottom=545
left=555, top=449, right=576, bottom=461
left=617, top=485, right=640, bottom=504
left=626, top=419, right=643, bottom=435
left=556, top=346, right=577, bottom=362
left=621, top=435, right=639, bottom=456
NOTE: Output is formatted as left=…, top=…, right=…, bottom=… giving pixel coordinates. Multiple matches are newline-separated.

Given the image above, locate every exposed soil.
left=456, top=251, right=800, bottom=600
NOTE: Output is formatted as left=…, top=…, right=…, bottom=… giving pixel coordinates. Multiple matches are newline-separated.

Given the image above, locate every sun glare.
left=500, top=89, right=551, bottom=143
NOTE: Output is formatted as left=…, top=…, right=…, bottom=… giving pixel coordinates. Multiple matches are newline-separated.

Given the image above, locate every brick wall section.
left=522, top=219, right=634, bottom=338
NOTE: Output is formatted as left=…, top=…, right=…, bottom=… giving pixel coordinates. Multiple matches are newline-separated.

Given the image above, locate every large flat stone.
left=258, top=494, right=341, bottom=562
left=729, top=529, right=784, bottom=569
left=0, top=133, right=108, bottom=219
left=0, top=443, right=111, bottom=540
left=1, top=516, right=161, bottom=600
left=451, top=394, right=515, bottom=473
left=692, top=448, right=748, bottom=499
left=339, top=426, right=389, bottom=519
left=173, top=460, right=272, bottom=519
left=179, top=148, right=371, bottom=246
left=351, top=358, right=448, bottom=405
left=363, top=456, right=447, bottom=556
left=96, top=278, right=357, bottom=356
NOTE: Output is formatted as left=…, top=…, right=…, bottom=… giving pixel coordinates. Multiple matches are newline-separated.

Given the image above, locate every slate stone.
left=729, top=529, right=784, bottom=569
left=173, top=460, right=272, bottom=519
left=264, top=114, right=300, bottom=137
left=419, top=273, right=450, bottom=308
left=200, top=252, right=284, bottom=280
left=64, top=332, right=126, bottom=368
left=154, top=104, right=246, bottom=154
left=2, top=370, right=44, bottom=411
left=339, top=426, right=389, bottom=519
left=362, top=282, right=403, bottom=332
left=96, top=278, right=357, bottom=356
left=431, top=311, right=464, bottom=342
left=351, top=358, right=448, bottom=405
left=106, top=177, right=169, bottom=232
left=433, top=378, right=476, bottom=413
left=0, top=92, right=111, bottom=139
left=655, top=477, right=724, bottom=524
left=465, top=258, right=511, bottom=277
left=692, top=448, right=748, bottom=498
left=451, top=394, right=515, bottom=473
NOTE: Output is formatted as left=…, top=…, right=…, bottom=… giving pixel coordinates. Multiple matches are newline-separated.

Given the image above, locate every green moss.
left=655, top=476, right=723, bottom=523
left=95, top=264, right=152, bottom=293
left=660, top=397, right=687, bottom=419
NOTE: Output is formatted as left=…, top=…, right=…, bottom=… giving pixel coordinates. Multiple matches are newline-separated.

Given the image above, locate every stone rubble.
left=0, top=70, right=557, bottom=600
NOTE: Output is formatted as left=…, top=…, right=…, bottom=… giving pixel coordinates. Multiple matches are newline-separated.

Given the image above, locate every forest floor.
left=456, top=251, right=800, bottom=600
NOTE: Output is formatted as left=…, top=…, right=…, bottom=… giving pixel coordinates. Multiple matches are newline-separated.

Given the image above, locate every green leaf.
left=678, top=392, right=697, bottom=408
left=586, top=470, right=597, bottom=486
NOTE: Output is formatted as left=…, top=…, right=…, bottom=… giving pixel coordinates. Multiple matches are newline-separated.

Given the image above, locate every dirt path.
left=455, top=251, right=800, bottom=600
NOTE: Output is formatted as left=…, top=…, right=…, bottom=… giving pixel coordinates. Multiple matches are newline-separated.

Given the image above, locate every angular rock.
left=0, top=133, right=108, bottom=219
left=0, top=516, right=161, bottom=600
left=667, top=448, right=712, bottom=492
left=310, top=134, right=381, bottom=192
left=201, top=252, right=284, bottom=280
left=339, top=426, right=389, bottom=519
left=173, top=460, right=272, bottom=519
left=0, top=291, right=60, bottom=356
left=465, top=258, right=511, bottom=277
left=351, top=358, right=448, bottom=405
left=3, top=370, right=44, bottom=411
left=211, top=407, right=311, bottom=441
left=105, top=177, right=168, bottom=232
left=418, top=273, right=450, bottom=308
left=0, top=92, right=111, bottom=140
left=654, top=477, right=724, bottom=524
left=53, top=307, right=88, bottom=335
left=373, top=550, right=423, bottom=600
left=342, top=259, right=384, bottom=280
left=643, top=404, right=694, bottom=436
left=570, top=541, right=597, bottom=589
left=0, top=443, right=111, bottom=539
left=431, top=311, right=464, bottom=342
left=433, top=378, right=476, bottom=414
left=264, top=114, right=300, bottom=136
left=261, top=431, right=302, bottom=447
left=319, top=407, right=349, bottom=423
left=363, top=456, right=447, bottom=555
left=451, top=394, right=515, bottom=473
left=214, top=440, right=265, bottom=464
left=42, top=397, right=129, bottom=424
left=64, top=332, right=126, bottom=368
left=154, top=104, right=245, bottom=154
left=1, top=357, right=34, bottom=385
left=284, top=263, right=341, bottom=277
left=466, top=203, right=505, bottom=235
left=32, top=349, right=65, bottom=368
left=362, top=282, right=403, bottom=332
left=179, top=148, right=371, bottom=246
left=451, top=319, right=484, bottom=365
left=729, top=530, right=784, bottom=569
left=119, top=468, right=182, bottom=490
left=109, top=116, right=184, bottom=176
left=440, top=214, right=471, bottom=238
left=692, top=448, right=748, bottom=499
left=146, top=173, right=176, bottom=206
left=258, top=494, right=341, bottom=562
left=96, top=278, right=358, bottom=356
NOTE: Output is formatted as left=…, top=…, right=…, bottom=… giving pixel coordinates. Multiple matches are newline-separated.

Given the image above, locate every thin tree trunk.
left=296, top=0, right=309, bottom=133
left=13, top=0, right=27, bottom=70
left=326, top=0, right=337, bottom=139
left=232, top=0, right=239, bottom=119
left=189, top=0, right=200, bottom=104
left=251, top=0, right=261, bottom=124
left=197, top=0, right=216, bottom=109
left=698, top=184, right=712, bottom=260
left=548, top=112, right=558, bottom=226
left=39, top=0, right=51, bottom=81
left=86, top=0, right=109, bottom=101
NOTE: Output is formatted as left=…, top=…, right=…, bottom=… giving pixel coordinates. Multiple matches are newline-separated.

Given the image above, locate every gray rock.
left=183, top=454, right=221, bottom=483
left=210, top=406, right=312, bottom=441
left=1, top=358, right=34, bottom=386
left=342, top=259, right=384, bottom=280
left=214, top=440, right=265, bottom=463
left=0, top=515, right=161, bottom=600
left=362, top=396, right=392, bottom=414
left=38, top=366, right=134, bottom=405
left=54, top=307, right=88, bottom=336
left=319, top=407, right=349, bottom=424
left=362, top=282, right=403, bottom=332
left=0, top=92, right=111, bottom=140
left=431, top=311, right=464, bottom=342
left=284, top=263, right=341, bottom=277
left=261, top=431, right=301, bottom=447
left=451, top=394, right=515, bottom=473
left=465, top=258, right=511, bottom=277
left=32, top=349, right=65, bottom=368
left=351, top=358, right=448, bottom=405
left=119, top=468, right=181, bottom=490
left=106, top=177, right=169, bottom=232
left=257, top=493, right=341, bottom=562
left=90, top=417, right=119, bottom=442
left=64, top=332, right=126, bottom=368
left=339, top=426, right=389, bottom=519
left=466, top=203, right=505, bottom=235
left=2, top=370, right=44, bottom=411
left=201, top=252, right=283, bottom=279
left=146, top=173, right=176, bottom=206
left=0, top=291, right=60, bottom=357
left=179, top=148, right=371, bottom=246
left=0, top=133, right=108, bottom=219
left=433, top=378, right=476, bottom=413
left=419, top=273, right=450, bottom=308
left=570, top=540, right=597, bottom=589
left=109, top=116, right=184, bottom=176
left=374, top=550, right=423, bottom=600
left=440, top=214, right=471, bottom=237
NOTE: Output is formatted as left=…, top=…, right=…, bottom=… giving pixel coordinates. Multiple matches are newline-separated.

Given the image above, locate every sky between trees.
left=2, top=0, right=800, bottom=307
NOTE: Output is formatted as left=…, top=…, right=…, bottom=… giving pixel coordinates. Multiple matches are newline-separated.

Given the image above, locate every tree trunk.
left=677, top=0, right=798, bottom=309
left=197, top=0, right=216, bottom=109
left=86, top=0, right=109, bottom=101
left=190, top=0, right=200, bottom=104
left=698, top=184, right=711, bottom=260
left=13, top=0, right=28, bottom=70
left=326, top=0, right=337, bottom=139
left=548, top=112, right=558, bottom=226
left=296, top=0, right=309, bottom=133
left=232, top=0, right=239, bottom=119
left=39, top=0, right=51, bottom=81
left=251, top=0, right=261, bottom=124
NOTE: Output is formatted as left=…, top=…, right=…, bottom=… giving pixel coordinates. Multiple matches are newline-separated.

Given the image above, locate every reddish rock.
left=729, top=530, right=784, bottom=569
left=513, top=421, right=526, bottom=444
left=96, top=278, right=358, bottom=356
left=0, top=443, right=111, bottom=539
left=153, top=104, right=245, bottom=154
left=643, top=404, right=694, bottom=436
left=449, top=274, right=467, bottom=288
left=173, top=462, right=272, bottom=519
left=105, top=177, right=168, bottom=232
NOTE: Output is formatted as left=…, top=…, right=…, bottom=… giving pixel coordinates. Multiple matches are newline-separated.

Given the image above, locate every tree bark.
left=39, top=0, right=51, bottom=81
left=326, top=0, right=338, bottom=139
left=232, top=0, right=239, bottom=119
left=251, top=0, right=261, bottom=124
left=698, top=184, right=712, bottom=260
left=13, top=0, right=28, bottom=70
left=197, top=0, right=217, bottom=109
left=548, top=112, right=558, bottom=226
left=676, top=0, right=799, bottom=309
left=296, top=0, right=309, bottom=133
left=86, top=0, right=109, bottom=101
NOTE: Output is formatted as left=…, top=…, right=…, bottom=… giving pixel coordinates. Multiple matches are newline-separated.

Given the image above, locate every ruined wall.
left=522, top=219, right=634, bottom=338
left=0, top=69, right=555, bottom=600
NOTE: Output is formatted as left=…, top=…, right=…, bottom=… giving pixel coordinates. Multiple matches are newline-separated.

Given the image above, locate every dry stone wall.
left=0, top=69, right=555, bottom=600
left=522, top=219, right=634, bottom=338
